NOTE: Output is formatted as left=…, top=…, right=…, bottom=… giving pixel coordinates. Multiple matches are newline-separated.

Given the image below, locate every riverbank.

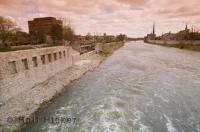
left=100, top=41, right=125, bottom=56
left=0, top=41, right=124, bottom=131
left=0, top=54, right=105, bottom=131
left=145, top=40, right=200, bottom=52
left=22, top=41, right=200, bottom=132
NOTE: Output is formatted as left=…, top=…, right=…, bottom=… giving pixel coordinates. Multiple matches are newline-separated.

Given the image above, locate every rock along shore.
left=0, top=41, right=124, bottom=131
left=0, top=54, right=105, bottom=131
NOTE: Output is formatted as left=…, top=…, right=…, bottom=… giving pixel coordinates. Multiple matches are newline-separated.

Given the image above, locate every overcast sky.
left=0, top=0, right=200, bottom=37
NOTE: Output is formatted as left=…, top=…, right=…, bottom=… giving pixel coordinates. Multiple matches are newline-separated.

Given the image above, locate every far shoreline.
left=145, top=40, right=200, bottom=52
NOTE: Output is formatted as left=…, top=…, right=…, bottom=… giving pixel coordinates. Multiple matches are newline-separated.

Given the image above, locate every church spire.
left=153, top=23, right=155, bottom=34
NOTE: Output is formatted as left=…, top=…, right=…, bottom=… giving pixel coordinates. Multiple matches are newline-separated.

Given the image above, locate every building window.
left=59, top=51, right=62, bottom=59
left=8, top=61, right=17, bottom=74
left=54, top=53, right=57, bottom=61
left=32, top=57, right=38, bottom=67
left=22, top=59, right=29, bottom=70
left=41, top=55, right=45, bottom=64
left=48, top=54, right=52, bottom=63
left=63, top=51, right=66, bottom=57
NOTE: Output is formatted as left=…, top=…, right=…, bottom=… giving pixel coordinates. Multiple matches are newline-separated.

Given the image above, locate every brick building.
left=28, top=17, right=63, bottom=35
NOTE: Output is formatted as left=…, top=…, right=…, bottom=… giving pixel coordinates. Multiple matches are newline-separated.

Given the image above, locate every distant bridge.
left=127, top=38, right=144, bottom=41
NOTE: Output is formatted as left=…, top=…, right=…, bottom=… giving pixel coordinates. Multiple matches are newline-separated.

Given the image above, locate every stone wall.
left=80, top=50, right=96, bottom=59
left=0, top=46, right=80, bottom=104
left=95, top=43, right=103, bottom=54
left=147, top=40, right=200, bottom=45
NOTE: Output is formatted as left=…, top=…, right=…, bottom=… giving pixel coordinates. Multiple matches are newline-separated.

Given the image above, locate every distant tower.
left=185, top=24, right=188, bottom=30
left=153, top=23, right=155, bottom=35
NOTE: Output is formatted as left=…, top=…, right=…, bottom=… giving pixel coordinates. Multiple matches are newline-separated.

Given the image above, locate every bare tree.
left=63, top=25, right=75, bottom=44
left=0, top=16, right=19, bottom=47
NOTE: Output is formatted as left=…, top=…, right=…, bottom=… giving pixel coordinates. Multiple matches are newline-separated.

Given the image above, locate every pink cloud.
left=0, top=0, right=200, bottom=37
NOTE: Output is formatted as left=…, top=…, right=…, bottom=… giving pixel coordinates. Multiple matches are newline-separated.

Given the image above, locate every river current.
left=23, top=41, right=200, bottom=132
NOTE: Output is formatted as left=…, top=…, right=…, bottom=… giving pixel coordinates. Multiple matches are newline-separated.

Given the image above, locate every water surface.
left=23, top=41, right=200, bottom=132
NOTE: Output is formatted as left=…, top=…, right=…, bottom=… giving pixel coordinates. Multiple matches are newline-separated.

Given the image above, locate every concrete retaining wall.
left=95, top=43, right=103, bottom=53
left=80, top=50, right=96, bottom=59
left=0, top=46, right=80, bottom=104
left=147, top=40, right=200, bottom=45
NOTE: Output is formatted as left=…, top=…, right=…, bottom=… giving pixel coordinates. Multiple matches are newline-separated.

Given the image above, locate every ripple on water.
left=71, top=97, right=135, bottom=132
left=109, top=75, right=148, bottom=96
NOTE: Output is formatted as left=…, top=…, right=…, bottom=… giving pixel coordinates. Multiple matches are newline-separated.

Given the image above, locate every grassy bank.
left=0, top=46, right=34, bottom=52
left=0, top=44, right=58, bottom=52
left=100, top=41, right=124, bottom=56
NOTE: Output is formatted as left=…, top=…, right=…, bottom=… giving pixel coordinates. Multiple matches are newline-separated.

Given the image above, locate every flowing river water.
left=23, top=41, right=200, bottom=132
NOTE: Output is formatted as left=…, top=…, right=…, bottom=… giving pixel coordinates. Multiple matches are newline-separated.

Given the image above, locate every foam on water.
left=132, top=111, right=151, bottom=132
left=164, top=115, right=177, bottom=132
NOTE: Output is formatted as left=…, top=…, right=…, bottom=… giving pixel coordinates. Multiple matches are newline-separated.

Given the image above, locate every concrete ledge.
left=0, top=46, right=77, bottom=104
left=0, top=54, right=104, bottom=131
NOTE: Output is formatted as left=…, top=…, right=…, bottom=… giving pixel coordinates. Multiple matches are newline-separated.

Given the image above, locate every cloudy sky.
left=0, top=0, right=200, bottom=37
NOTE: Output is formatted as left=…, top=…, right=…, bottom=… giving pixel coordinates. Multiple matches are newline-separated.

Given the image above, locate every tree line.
left=0, top=16, right=126, bottom=49
left=0, top=16, right=75, bottom=48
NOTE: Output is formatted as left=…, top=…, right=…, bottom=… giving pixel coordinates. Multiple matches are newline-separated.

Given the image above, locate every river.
left=23, top=41, right=200, bottom=132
